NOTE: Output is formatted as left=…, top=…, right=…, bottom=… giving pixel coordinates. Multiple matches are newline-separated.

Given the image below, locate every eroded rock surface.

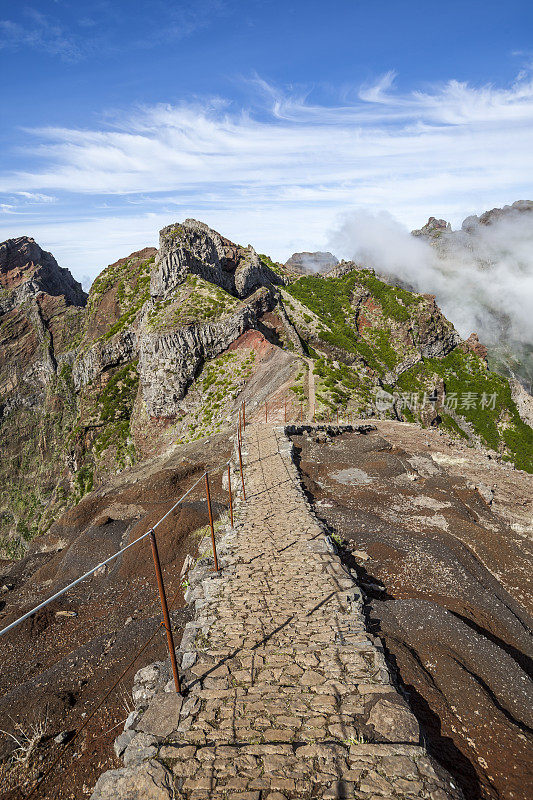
left=291, top=421, right=533, bottom=799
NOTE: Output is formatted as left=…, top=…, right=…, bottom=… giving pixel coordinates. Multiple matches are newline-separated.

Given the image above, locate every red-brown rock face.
left=0, top=237, right=87, bottom=552
left=0, top=237, right=86, bottom=304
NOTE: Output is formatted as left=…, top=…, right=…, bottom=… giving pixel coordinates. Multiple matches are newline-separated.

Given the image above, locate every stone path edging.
left=91, top=424, right=463, bottom=800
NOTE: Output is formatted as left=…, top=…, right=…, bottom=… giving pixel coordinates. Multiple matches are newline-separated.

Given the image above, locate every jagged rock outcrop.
left=139, top=287, right=273, bottom=416
left=411, top=216, right=452, bottom=239
left=0, top=237, right=86, bottom=405
left=73, top=329, right=136, bottom=390
left=153, top=219, right=283, bottom=299
left=324, top=258, right=359, bottom=278
left=413, top=295, right=461, bottom=359
left=462, top=199, right=533, bottom=230
left=413, top=201, right=533, bottom=244
left=0, top=236, right=86, bottom=311
left=461, top=332, right=488, bottom=364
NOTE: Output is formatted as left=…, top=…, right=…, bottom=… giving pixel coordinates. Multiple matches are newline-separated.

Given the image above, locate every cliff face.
left=0, top=237, right=86, bottom=407
left=1, top=220, right=531, bottom=559
left=0, top=238, right=86, bottom=556
left=153, top=219, right=283, bottom=299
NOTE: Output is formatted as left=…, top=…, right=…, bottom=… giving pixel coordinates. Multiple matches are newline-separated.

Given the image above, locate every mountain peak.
left=0, top=235, right=86, bottom=307
left=411, top=217, right=451, bottom=239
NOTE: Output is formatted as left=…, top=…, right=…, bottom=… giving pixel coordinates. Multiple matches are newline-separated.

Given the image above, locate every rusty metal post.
left=242, top=400, right=246, bottom=430
left=238, top=408, right=242, bottom=445
left=149, top=530, right=181, bottom=693
left=205, top=472, right=219, bottom=572
left=238, top=435, right=246, bottom=501
left=227, top=464, right=233, bottom=527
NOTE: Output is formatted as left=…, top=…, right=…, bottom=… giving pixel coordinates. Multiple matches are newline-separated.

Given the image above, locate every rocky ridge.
left=0, top=238, right=87, bottom=555
left=0, top=218, right=531, bottom=563
left=285, top=251, right=339, bottom=274
left=412, top=201, right=533, bottom=241
left=1, top=218, right=532, bottom=800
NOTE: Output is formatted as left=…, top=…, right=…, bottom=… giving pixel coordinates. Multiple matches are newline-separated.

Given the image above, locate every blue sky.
left=1, top=0, right=532, bottom=286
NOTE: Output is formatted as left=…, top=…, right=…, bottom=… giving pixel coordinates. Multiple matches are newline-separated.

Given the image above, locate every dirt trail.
left=306, top=357, right=316, bottom=419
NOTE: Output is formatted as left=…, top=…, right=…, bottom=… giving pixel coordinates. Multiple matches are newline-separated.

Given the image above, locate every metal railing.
left=0, top=418, right=248, bottom=695
left=0, top=395, right=354, bottom=798
left=262, top=396, right=359, bottom=425
left=1, top=397, right=350, bottom=643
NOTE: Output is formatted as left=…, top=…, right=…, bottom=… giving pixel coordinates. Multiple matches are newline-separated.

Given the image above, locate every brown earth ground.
left=290, top=421, right=533, bottom=800
left=0, top=433, right=233, bottom=800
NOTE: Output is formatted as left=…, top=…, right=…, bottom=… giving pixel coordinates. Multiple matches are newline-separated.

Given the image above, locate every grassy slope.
left=284, top=269, right=532, bottom=473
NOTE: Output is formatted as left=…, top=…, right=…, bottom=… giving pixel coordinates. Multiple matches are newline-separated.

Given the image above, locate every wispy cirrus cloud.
left=2, top=71, right=532, bottom=196
left=0, top=2, right=228, bottom=62
left=14, top=191, right=56, bottom=203
left=0, top=8, right=83, bottom=61
left=0, top=70, right=532, bottom=278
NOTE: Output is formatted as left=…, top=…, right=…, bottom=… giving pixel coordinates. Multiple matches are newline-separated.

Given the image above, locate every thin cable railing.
left=3, top=398, right=355, bottom=641
left=0, top=471, right=207, bottom=641
left=1, top=428, right=247, bottom=799
left=1, top=396, right=354, bottom=799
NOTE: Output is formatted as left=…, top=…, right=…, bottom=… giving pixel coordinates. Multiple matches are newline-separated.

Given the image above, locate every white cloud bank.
left=0, top=71, right=532, bottom=282
left=329, top=207, right=533, bottom=378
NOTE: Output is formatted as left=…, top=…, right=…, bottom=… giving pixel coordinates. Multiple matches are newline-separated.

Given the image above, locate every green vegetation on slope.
left=313, top=357, right=372, bottom=413
left=285, top=269, right=531, bottom=472
left=0, top=359, right=79, bottom=557
left=147, top=275, right=239, bottom=331
left=84, top=254, right=154, bottom=344
left=175, top=350, right=255, bottom=445
left=284, top=269, right=419, bottom=375
left=93, top=360, right=139, bottom=468
left=396, top=349, right=533, bottom=472
left=258, top=253, right=284, bottom=276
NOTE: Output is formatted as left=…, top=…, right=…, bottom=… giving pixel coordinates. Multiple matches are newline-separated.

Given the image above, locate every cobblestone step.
left=91, top=424, right=463, bottom=800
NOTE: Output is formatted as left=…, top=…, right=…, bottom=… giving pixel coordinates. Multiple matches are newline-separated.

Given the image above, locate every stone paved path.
left=93, top=425, right=464, bottom=800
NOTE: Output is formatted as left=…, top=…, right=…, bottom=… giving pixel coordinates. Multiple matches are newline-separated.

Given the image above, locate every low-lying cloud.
left=329, top=206, right=533, bottom=361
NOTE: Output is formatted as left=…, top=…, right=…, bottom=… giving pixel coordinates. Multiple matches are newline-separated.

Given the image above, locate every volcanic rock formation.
left=1, top=219, right=532, bottom=562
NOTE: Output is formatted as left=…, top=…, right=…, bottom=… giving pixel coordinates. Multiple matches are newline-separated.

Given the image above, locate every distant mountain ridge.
left=284, top=251, right=338, bottom=274
left=412, top=199, right=533, bottom=239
